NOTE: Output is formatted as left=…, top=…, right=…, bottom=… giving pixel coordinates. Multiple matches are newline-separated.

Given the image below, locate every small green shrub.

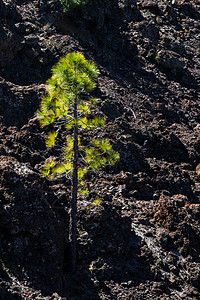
left=59, top=0, right=88, bottom=13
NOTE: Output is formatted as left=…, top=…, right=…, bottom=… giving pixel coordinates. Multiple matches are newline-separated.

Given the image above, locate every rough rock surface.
left=0, top=0, right=200, bottom=299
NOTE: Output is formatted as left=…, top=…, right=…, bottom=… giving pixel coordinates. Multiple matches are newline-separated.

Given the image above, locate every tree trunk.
left=69, top=99, right=78, bottom=273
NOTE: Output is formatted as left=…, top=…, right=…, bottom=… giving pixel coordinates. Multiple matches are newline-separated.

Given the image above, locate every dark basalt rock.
left=0, top=156, right=65, bottom=293
left=0, top=0, right=200, bottom=298
left=140, top=0, right=161, bottom=15
left=0, top=0, right=7, bottom=21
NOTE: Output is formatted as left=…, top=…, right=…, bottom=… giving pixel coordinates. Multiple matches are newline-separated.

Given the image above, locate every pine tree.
left=37, top=52, right=119, bottom=273
left=59, top=0, right=88, bottom=13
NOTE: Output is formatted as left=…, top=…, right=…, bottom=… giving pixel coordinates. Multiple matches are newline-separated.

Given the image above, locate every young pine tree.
left=37, top=52, right=119, bottom=273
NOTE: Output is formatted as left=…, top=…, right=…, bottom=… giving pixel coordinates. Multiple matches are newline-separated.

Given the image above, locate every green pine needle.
left=45, top=131, right=58, bottom=148
left=37, top=51, right=119, bottom=194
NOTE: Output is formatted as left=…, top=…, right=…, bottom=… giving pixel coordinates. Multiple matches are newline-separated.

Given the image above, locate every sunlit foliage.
left=37, top=52, right=119, bottom=194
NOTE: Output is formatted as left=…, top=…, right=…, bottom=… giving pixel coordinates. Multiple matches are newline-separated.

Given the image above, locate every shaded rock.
left=0, top=0, right=7, bottom=20
left=156, top=50, right=185, bottom=70
left=0, top=26, right=23, bottom=67
left=0, top=79, right=45, bottom=127
left=140, top=0, right=161, bottom=15
left=0, top=156, right=65, bottom=293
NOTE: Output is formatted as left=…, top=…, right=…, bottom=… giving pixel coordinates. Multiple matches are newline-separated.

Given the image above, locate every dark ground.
left=0, top=0, right=200, bottom=299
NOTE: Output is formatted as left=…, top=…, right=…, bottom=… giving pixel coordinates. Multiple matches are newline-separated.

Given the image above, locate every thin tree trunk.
left=69, top=99, right=78, bottom=273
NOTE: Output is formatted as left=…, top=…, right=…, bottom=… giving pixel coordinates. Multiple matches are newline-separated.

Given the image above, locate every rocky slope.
left=0, top=0, right=200, bottom=299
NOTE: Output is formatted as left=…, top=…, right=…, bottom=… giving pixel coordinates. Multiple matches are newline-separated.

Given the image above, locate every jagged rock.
left=0, top=26, right=23, bottom=67
left=156, top=50, right=185, bottom=70
left=0, top=0, right=200, bottom=298
left=0, top=156, right=65, bottom=293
